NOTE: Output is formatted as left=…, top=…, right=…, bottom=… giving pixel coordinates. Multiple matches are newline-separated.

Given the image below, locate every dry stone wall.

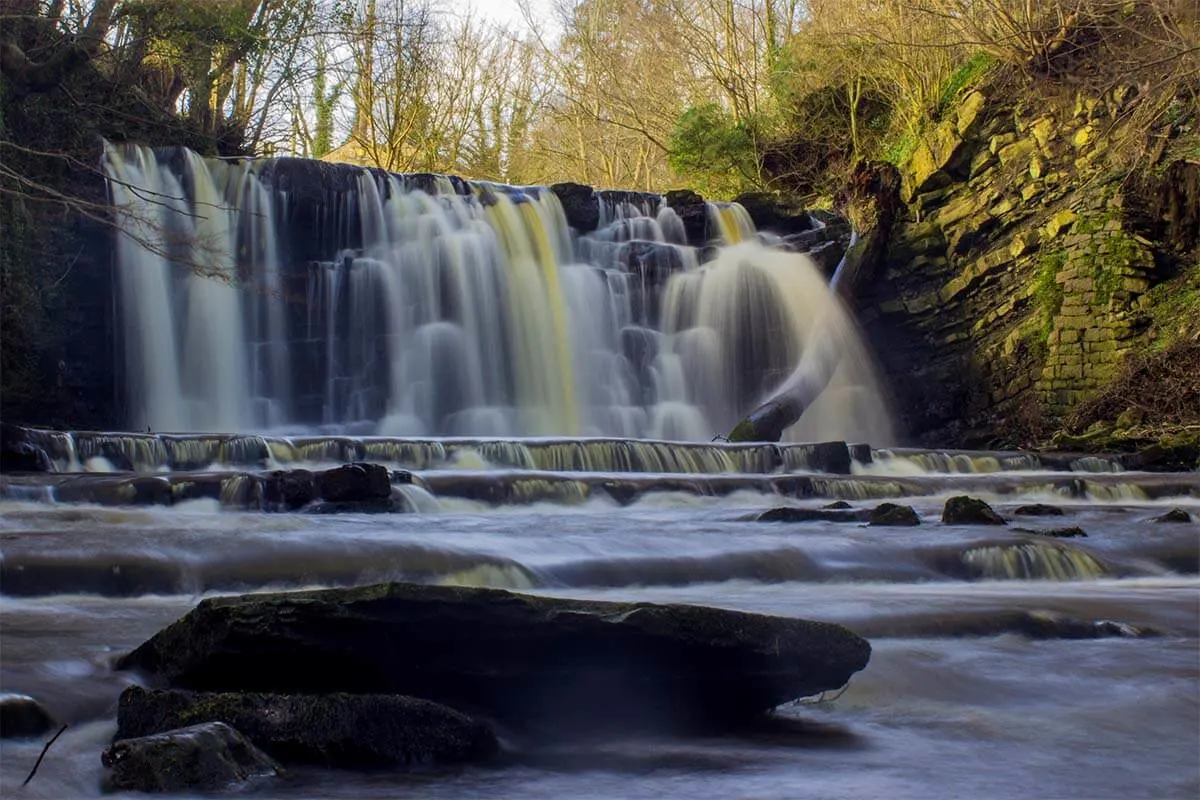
left=860, top=84, right=1189, bottom=446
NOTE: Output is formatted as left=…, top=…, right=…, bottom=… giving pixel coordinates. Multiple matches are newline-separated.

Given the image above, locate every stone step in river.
left=3, top=425, right=1151, bottom=475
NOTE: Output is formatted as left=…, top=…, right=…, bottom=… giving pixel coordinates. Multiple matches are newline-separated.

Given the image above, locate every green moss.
left=1035, top=249, right=1068, bottom=340
left=935, top=53, right=997, bottom=119
left=1144, top=263, right=1200, bottom=348
left=1093, top=232, right=1139, bottom=305
left=881, top=128, right=919, bottom=167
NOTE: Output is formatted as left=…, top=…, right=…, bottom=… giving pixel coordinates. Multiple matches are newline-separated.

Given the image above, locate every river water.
left=1, top=452, right=1197, bottom=799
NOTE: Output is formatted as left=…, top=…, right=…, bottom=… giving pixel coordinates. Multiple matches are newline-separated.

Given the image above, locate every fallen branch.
left=23, top=723, right=68, bottom=787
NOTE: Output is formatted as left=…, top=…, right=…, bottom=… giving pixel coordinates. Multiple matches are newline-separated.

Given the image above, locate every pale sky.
left=467, top=0, right=558, bottom=36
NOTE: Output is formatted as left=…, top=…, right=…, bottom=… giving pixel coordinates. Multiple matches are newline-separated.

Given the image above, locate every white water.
left=102, top=145, right=888, bottom=443
left=1, top=485, right=1197, bottom=799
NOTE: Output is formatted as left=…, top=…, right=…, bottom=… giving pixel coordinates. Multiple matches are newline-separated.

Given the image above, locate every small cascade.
left=660, top=242, right=892, bottom=444
left=101, top=144, right=887, bottom=443
left=707, top=202, right=755, bottom=245
left=957, top=542, right=1111, bottom=581
left=872, top=450, right=1044, bottom=474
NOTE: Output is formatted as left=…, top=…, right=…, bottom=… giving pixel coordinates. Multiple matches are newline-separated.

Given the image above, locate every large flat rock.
left=117, top=582, right=870, bottom=734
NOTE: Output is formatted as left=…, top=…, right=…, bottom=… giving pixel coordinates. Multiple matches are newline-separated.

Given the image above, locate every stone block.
left=998, top=139, right=1036, bottom=168
left=969, top=149, right=998, bottom=178
left=989, top=133, right=1017, bottom=154
left=956, top=91, right=988, bottom=138
left=1030, top=117, right=1057, bottom=149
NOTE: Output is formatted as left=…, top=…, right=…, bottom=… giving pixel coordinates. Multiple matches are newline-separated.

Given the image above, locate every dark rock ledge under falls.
left=115, top=582, right=871, bottom=740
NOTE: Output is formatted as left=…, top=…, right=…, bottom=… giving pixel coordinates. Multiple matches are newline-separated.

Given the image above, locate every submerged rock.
left=102, top=721, right=280, bottom=793
left=856, top=609, right=1162, bottom=640
left=116, top=582, right=871, bottom=735
left=116, top=687, right=498, bottom=768
left=754, top=506, right=869, bottom=523
left=1015, top=526, right=1087, bottom=538
left=1013, top=503, right=1066, bottom=516
left=1152, top=507, right=1194, bottom=524
left=942, top=495, right=1006, bottom=525
left=0, top=693, right=56, bottom=739
left=869, top=503, right=920, bottom=527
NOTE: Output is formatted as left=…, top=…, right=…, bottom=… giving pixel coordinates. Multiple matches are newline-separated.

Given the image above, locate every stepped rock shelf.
left=2, top=426, right=1197, bottom=512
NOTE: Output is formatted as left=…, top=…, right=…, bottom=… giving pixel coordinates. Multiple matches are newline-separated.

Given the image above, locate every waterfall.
left=102, top=143, right=891, bottom=443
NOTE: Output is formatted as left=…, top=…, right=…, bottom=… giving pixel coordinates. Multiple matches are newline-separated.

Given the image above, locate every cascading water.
left=102, top=143, right=891, bottom=443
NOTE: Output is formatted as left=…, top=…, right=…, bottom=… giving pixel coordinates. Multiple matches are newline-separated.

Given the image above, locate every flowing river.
left=1, top=146, right=1196, bottom=798
left=1, top=442, right=1197, bottom=799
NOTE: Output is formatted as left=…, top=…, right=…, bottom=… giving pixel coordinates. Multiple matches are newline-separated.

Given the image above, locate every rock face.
left=664, top=189, right=710, bottom=247
left=102, top=721, right=280, bottom=793
left=0, top=693, right=56, bottom=739
left=0, top=423, right=51, bottom=472
left=731, top=192, right=813, bottom=236
left=116, top=687, right=498, bottom=768
left=117, top=582, right=871, bottom=734
left=550, top=182, right=600, bottom=234
left=942, top=495, right=1006, bottom=525
left=854, top=78, right=1199, bottom=447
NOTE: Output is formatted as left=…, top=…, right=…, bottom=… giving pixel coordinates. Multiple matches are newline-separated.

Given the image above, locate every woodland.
left=1, top=0, right=1197, bottom=443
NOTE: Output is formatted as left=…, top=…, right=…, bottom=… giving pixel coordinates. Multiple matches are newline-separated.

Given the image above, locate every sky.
left=467, top=0, right=558, bottom=36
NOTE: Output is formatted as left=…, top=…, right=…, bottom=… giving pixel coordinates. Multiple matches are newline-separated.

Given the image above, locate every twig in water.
left=792, top=684, right=851, bottom=707
left=22, top=723, right=68, bottom=787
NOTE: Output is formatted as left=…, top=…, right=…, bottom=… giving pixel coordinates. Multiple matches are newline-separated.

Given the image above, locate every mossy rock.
left=869, top=503, right=920, bottom=527
left=942, top=496, right=1006, bottom=525
left=102, top=722, right=280, bottom=793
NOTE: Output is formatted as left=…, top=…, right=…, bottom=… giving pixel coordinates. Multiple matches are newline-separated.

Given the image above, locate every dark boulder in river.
left=116, top=582, right=871, bottom=735
left=102, top=721, right=280, bottom=793
left=0, top=693, right=56, bottom=739
left=942, top=495, right=1006, bottom=525
left=116, top=687, right=498, bottom=768
left=1151, top=507, right=1193, bottom=524
left=0, top=423, right=51, bottom=472
left=869, top=503, right=921, bottom=527
left=315, top=462, right=391, bottom=503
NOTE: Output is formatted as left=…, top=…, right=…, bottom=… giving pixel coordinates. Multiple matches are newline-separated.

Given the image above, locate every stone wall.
left=858, top=82, right=1195, bottom=447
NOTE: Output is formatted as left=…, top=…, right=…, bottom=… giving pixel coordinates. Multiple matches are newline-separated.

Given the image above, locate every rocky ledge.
left=116, top=581, right=870, bottom=736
